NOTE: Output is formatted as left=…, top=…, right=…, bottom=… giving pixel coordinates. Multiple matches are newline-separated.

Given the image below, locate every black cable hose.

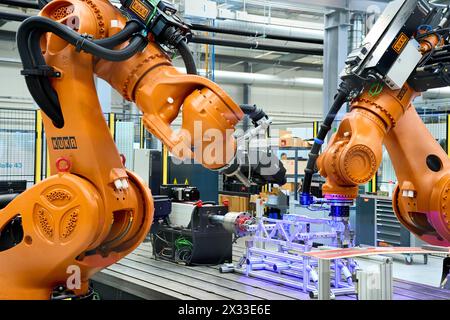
left=240, top=104, right=268, bottom=124
left=176, top=40, right=197, bottom=75
left=18, top=28, right=64, bottom=127
left=29, top=29, right=61, bottom=108
left=17, top=16, right=148, bottom=127
left=93, top=20, right=143, bottom=49
left=301, top=83, right=351, bottom=201
left=18, top=17, right=147, bottom=62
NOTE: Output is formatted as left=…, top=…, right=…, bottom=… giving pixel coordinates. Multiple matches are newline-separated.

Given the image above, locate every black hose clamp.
left=21, top=65, right=61, bottom=78
left=75, top=33, right=94, bottom=53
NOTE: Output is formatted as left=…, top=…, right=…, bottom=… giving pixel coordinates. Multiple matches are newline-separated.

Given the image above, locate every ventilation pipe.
left=423, top=88, right=450, bottom=99
left=191, top=23, right=323, bottom=45
left=177, top=68, right=449, bottom=99
left=211, top=19, right=324, bottom=44
left=176, top=68, right=323, bottom=89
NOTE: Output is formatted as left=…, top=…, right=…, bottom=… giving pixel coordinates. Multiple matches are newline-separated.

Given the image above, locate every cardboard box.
left=281, top=160, right=307, bottom=175
left=259, top=192, right=269, bottom=203
left=281, top=160, right=293, bottom=175
left=279, top=130, right=292, bottom=139
left=278, top=128, right=312, bottom=148
left=219, top=194, right=249, bottom=212
left=279, top=130, right=293, bottom=147
left=280, top=137, right=304, bottom=148
left=280, top=137, right=312, bottom=148
left=281, top=182, right=295, bottom=192
left=249, top=194, right=259, bottom=203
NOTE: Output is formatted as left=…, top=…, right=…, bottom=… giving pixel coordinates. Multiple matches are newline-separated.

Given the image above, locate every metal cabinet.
left=355, top=196, right=376, bottom=246
left=356, top=195, right=428, bottom=265
left=356, top=196, right=410, bottom=247
left=375, top=198, right=410, bottom=247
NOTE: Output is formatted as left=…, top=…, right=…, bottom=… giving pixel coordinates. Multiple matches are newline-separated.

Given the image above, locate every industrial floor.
left=92, top=239, right=450, bottom=300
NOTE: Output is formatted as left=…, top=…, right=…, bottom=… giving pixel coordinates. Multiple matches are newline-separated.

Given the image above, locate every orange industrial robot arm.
left=0, top=0, right=284, bottom=299
left=301, top=0, right=450, bottom=247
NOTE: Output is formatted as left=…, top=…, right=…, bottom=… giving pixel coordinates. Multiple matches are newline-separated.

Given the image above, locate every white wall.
left=250, top=86, right=323, bottom=122
left=0, top=36, right=323, bottom=124
left=0, top=37, right=34, bottom=108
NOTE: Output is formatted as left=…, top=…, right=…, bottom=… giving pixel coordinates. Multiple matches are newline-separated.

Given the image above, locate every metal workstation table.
left=91, top=241, right=450, bottom=300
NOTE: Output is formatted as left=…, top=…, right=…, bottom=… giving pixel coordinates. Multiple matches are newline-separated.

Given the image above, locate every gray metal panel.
left=318, top=260, right=331, bottom=300
left=126, top=256, right=261, bottom=300
left=356, top=196, right=376, bottom=246
left=363, top=0, right=406, bottom=49
left=92, top=269, right=190, bottom=300
left=127, top=253, right=292, bottom=300
left=364, top=0, right=409, bottom=69
left=394, top=279, right=450, bottom=300
left=133, top=246, right=310, bottom=300
left=133, top=149, right=151, bottom=186
left=98, top=241, right=450, bottom=300
left=385, top=39, right=422, bottom=90
left=323, top=9, right=350, bottom=122
left=109, top=262, right=227, bottom=300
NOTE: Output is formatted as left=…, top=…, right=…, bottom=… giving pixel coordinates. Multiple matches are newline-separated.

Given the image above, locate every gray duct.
left=176, top=68, right=323, bottom=89
left=212, top=20, right=324, bottom=43
left=0, top=57, right=446, bottom=97
left=178, top=68, right=450, bottom=99
left=422, top=88, right=450, bottom=100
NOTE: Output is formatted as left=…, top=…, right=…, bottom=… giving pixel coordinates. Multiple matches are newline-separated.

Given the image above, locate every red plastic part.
left=120, top=154, right=126, bottom=166
left=236, top=215, right=251, bottom=231
left=196, top=200, right=203, bottom=208
left=55, top=157, right=72, bottom=173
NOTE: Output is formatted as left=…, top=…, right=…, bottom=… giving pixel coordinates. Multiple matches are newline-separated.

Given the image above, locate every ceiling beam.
left=191, top=35, right=323, bottom=56
left=0, top=29, right=17, bottom=42
left=200, top=53, right=323, bottom=71
left=191, top=23, right=324, bottom=45
left=0, top=11, right=29, bottom=22
left=251, top=53, right=312, bottom=73
left=0, top=0, right=39, bottom=10
left=216, top=0, right=389, bottom=13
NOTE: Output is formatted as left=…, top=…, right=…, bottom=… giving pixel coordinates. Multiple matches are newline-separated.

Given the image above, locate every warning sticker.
left=392, top=33, right=409, bottom=54
left=131, top=0, right=150, bottom=21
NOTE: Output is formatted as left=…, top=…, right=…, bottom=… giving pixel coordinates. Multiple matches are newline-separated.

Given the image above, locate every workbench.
left=91, top=242, right=450, bottom=300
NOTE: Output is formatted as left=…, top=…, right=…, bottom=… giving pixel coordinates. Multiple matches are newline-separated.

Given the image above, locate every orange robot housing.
left=317, top=33, right=450, bottom=246
left=318, top=84, right=418, bottom=200
left=0, top=0, right=243, bottom=299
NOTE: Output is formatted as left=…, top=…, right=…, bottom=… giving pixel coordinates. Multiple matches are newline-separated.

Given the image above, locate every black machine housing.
left=301, top=0, right=450, bottom=205
left=160, top=184, right=200, bottom=202
left=409, top=45, right=450, bottom=91
left=120, top=0, right=191, bottom=46
left=0, top=181, right=28, bottom=252
left=151, top=204, right=232, bottom=265
left=343, top=0, right=429, bottom=83
left=343, top=0, right=449, bottom=91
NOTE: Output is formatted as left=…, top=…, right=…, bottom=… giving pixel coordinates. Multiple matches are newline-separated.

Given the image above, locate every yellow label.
left=393, top=33, right=409, bottom=54
left=131, top=0, right=150, bottom=20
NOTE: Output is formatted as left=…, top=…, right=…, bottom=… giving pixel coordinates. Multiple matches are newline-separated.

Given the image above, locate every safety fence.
left=0, top=109, right=36, bottom=187
left=0, top=109, right=152, bottom=187
left=1, top=108, right=449, bottom=194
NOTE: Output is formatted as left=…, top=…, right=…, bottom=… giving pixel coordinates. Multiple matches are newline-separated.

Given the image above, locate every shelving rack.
left=278, top=146, right=310, bottom=200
